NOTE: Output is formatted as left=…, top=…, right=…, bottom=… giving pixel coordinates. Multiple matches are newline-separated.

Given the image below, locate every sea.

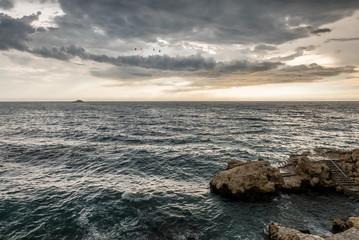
left=1, top=101, right=359, bottom=240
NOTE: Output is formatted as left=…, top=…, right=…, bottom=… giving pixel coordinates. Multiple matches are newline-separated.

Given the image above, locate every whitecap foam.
left=121, top=191, right=152, bottom=202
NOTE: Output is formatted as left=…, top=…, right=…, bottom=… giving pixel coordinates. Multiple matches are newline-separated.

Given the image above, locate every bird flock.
left=134, top=47, right=161, bottom=53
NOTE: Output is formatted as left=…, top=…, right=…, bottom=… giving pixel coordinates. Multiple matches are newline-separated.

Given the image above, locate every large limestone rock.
left=210, top=160, right=284, bottom=200
left=295, top=156, right=334, bottom=188
left=282, top=175, right=303, bottom=191
left=268, top=222, right=324, bottom=240
left=268, top=222, right=301, bottom=240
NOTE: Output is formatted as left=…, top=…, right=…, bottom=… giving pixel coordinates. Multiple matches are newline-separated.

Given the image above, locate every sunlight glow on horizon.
left=0, top=2, right=358, bottom=101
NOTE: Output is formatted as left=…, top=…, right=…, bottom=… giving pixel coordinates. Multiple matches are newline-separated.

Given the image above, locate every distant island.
left=73, top=99, right=84, bottom=103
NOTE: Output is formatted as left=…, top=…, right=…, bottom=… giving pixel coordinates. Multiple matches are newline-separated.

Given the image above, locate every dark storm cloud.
left=31, top=45, right=88, bottom=61
left=215, top=61, right=281, bottom=74
left=184, top=63, right=357, bottom=90
left=31, top=44, right=281, bottom=74
left=310, top=28, right=331, bottom=35
left=90, top=58, right=355, bottom=89
left=325, top=37, right=359, bottom=42
left=36, top=27, right=47, bottom=32
left=56, top=0, right=359, bottom=45
left=91, top=66, right=171, bottom=81
left=93, top=60, right=282, bottom=81
left=254, top=44, right=278, bottom=52
left=0, top=12, right=40, bottom=51
left=114, top=54, right=216, bottom=71
left=279, top=63, right=355, bottom=78
left=0, top=13, right=282, bottom=74
left=0, top=1, right=357, bottom=91
left=31, top=46, right=74, bottom=61
left=31, top=45, right=216, bottom=71
left=21, top=41, right=356, bottom=88
left=0, top=0, right=13, bottom=9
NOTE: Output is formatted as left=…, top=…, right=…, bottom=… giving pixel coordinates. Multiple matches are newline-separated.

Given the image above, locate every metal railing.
left=323, top=152, right=348, bottom=178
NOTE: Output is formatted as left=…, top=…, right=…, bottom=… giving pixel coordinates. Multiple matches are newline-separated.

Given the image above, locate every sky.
left=0, top=0, right=359, bottom=101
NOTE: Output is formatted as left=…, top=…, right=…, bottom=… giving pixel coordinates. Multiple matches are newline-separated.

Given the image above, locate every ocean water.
left=1, top=101, right=359, bottom=240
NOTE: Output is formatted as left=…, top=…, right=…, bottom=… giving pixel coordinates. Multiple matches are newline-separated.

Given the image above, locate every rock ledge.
left=210, top=149, right=359, bottom=201
left=269, top=217, right=359, bottom=240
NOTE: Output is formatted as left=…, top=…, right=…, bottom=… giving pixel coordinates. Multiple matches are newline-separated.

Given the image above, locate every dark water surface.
left=1, top=102, right=359, bottom=239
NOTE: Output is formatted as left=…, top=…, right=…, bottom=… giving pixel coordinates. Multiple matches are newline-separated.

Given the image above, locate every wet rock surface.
left=210, top=149, right=359, bottom=201
left=210, top=160, right=284, bottom=200
left=210, top=150, right=359, bottom=239
left=280, top=155, right=336, bottom=193
left=269, top=219, right=359, bottom=240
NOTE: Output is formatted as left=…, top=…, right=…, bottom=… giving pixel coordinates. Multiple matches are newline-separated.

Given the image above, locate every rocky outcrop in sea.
left=209, top=159, right=284, bottom=200
left=269, top=217, right=359, bottom=240
left=210, top=149, right=359, bottom=201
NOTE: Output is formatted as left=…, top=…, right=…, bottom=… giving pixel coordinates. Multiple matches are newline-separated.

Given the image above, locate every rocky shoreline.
left=210, top=149, right=359, bottom=239
left=210, top=149, right=359, bottom=201
left=269, top=217, right=359, bottom=240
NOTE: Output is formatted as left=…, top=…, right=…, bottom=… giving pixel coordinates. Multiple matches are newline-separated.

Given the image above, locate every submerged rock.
left=210, top=160, right=284, bottom=200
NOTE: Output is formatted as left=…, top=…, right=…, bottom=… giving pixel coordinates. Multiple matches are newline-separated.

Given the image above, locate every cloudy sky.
left=1, top=0, right=359, bottom=101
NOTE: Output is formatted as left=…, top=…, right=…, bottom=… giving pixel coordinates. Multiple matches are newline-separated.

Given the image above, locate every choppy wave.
left=1, top=102, right=359, bottom=239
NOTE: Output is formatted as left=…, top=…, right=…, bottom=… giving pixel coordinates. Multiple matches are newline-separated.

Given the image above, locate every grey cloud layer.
left=0, top=13, right=280, bottom=74
left=0, top=1, right=358, bottom=90
left=254, top=44, right=278, bottom=52
left=0, top=0, right=13, bottom=9
left=0, top=13, right=39, bottom=50
left=310, top=28, right=331, bottom=35
left=56, top=0, right=359, bottom=45
left=325, top=37, right=359, bottom=42
left=184, top=64, right=356, bottom=90
left=31, top=44, right=280, bottom=74
left=269, top=45, right=316, bottom=62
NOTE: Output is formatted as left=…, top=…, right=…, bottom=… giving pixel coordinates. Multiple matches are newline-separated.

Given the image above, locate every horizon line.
left=1, top=100, right=359, bottom=102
